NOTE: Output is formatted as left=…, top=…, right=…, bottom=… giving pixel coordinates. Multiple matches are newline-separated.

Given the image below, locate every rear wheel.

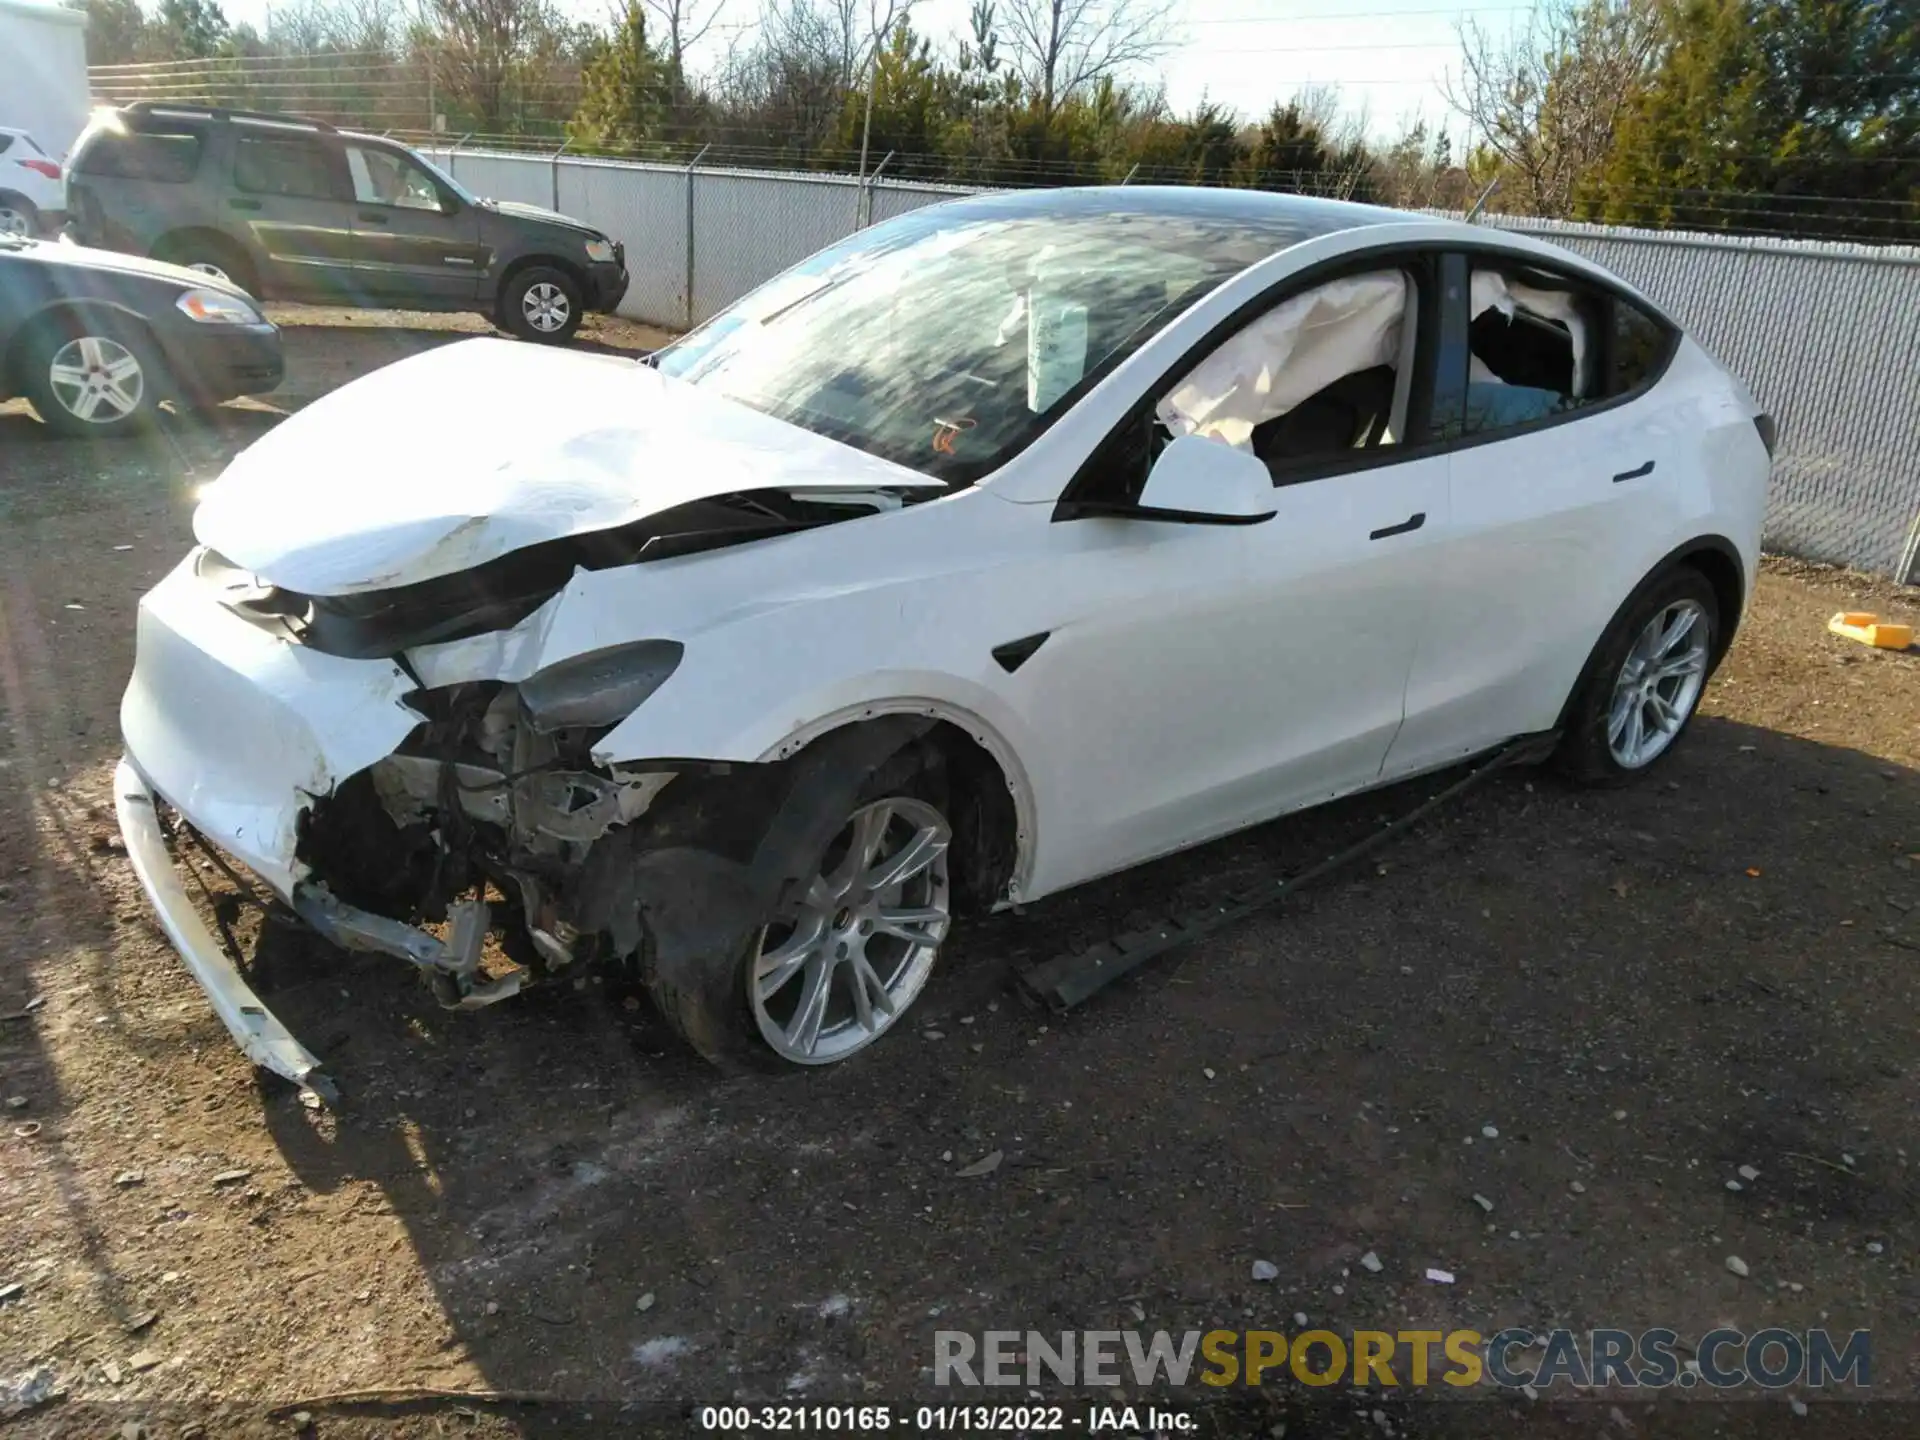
left=0, top=193, right=39, bottom=237
left=645, top=761, right=954, bottom=1070
left=1556, top=567, right=1718, bottom=784
left=153, top=235, right=258, bottom=297
left=19, top=319, right=162, bottom=439
left=500, top=265, right=583, bottom=344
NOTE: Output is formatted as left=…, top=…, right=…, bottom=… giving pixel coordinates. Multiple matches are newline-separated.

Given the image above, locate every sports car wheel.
left=1557, top=566, right=1719, bottom=784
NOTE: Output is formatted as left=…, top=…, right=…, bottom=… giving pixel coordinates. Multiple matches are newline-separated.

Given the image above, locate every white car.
left=115, top=188, right=1772, bottom=1096
left=0, top=127, right=65, bottom=236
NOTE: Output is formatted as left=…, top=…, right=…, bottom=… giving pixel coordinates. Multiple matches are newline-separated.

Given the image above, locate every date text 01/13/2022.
left=696, top=1403, right=1195, bottom=1432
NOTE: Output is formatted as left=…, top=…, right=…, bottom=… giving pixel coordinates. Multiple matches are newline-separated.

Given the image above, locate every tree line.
left=83, top=0, right=1920, bottom=240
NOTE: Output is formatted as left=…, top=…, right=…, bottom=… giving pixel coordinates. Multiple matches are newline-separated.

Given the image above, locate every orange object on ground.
left=1827, top=611, right=1914, bottom=650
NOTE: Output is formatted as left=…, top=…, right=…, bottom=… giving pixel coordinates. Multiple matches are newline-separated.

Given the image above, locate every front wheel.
left=645, top=774, right=954, bottom=1070
left=1556, top=567, right=1719, bottom=784
left=20, top=321, right=162, bottom=439
left=499, top=266, right=583, bottom=344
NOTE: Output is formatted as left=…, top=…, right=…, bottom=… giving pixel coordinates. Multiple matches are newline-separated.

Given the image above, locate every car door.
left=342, top=142, right=483, bottom=303
left=1015, top=259, right=1452, bottom=893
left=1385, top=251, right=1686, bottom=778
left=226, top=128, right=358, bottom=301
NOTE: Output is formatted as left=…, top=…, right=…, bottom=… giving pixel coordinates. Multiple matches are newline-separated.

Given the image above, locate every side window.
left=346, top=145, right=444, bottom=211
left=1156, top=268, right=1419, bottom=484
left=1609, top=299, right=1673, bottom=396
left=74, top=129, right=203, bottom=183
left=233, top=134, right=343, bottom=201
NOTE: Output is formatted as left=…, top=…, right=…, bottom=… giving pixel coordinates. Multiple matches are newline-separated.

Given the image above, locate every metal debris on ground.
left=1425, top=1268, right=1455, bottom=1284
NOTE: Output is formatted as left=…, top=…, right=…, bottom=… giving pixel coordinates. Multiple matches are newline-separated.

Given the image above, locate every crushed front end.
left=116, top=551, right=713, bottom=1097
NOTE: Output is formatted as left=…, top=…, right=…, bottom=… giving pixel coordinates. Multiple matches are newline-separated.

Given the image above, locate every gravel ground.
left=1, top=313, right=1917, bottom=1439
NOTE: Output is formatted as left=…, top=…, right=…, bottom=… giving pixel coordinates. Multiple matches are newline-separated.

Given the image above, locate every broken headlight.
left=518, top=640, right=684, bottom=733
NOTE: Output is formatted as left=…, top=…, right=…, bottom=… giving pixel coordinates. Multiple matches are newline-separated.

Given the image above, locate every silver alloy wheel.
left=749, top=795, right=952, bottom=1065
left=0, top=206, right=30, bottom=237
left=47, top=335, right=145, bottom=425
left=522, top=281, right=571, bottom=333
left=1608, top=598, right=1710, bottom=769
left=186, top=260, right=234, bottom=285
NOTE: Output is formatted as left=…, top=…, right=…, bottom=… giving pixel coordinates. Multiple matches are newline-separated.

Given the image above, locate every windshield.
left=653, top=203, right=1306, bottom=485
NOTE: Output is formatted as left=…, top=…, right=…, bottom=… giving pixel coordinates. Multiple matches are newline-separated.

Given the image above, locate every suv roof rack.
left=122, top=100, right=337, bottom=134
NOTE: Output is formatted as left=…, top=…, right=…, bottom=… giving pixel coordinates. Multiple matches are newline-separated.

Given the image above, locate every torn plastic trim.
left=113, top=758, right=337, bottom=1104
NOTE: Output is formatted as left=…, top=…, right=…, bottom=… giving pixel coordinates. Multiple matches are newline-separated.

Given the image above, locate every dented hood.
left=193, top=337, right=940, bottom=596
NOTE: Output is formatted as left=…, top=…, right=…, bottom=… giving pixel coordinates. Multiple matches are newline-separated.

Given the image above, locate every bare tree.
left=997, top=0, right=1176, bottom=123
left=640, top=0, right=727, bottom=95
left=416, top=0, right=570, bottom=132
left=1443, top=0, right=1663, bottom=216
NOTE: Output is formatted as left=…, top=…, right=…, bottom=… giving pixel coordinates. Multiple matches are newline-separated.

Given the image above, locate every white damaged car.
left=116, top=188, right=1772, bottom=1095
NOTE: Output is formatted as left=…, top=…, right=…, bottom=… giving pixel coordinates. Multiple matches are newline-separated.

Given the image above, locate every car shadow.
left=212, top=712, right=1920, bottom=1420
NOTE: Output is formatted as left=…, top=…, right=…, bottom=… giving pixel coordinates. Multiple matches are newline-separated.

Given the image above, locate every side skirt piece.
left=1014, top=732, right=1559, bottom=1013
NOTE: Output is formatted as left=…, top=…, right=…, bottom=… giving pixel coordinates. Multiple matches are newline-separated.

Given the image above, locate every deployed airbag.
left=1157, top=272, right=1410, bottom=450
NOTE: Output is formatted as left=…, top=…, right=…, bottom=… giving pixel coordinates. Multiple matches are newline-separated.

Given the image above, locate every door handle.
left=228, top=197, right=261, bottom=211
left=1369, top=511, right=1426, bottom=541
left=357, top=210, right=389, bottom=224
left=1613, top=459, right=1656, bottom=483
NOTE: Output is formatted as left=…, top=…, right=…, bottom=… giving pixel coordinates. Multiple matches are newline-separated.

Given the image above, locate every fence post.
left=448, top=131, right=471, bottom=185
left=551, top=137, right=569, bottom=212
left=860, top=150, right=894, bottom=228
left=684, top=143, right=710, bottom=330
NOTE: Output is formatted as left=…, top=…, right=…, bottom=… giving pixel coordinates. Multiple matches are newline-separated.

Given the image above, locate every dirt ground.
left=1, top=312, right=1917, bottom=1440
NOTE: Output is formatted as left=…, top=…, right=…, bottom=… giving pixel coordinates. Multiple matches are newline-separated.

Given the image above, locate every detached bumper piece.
left=291, top=885, right=523, bottom=1010
left=113, top=759, right=337, bottom=1103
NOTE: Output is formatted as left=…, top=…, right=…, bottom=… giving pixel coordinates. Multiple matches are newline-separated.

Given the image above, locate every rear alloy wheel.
left=1556, top=567, right=1719, bottom=784
left=153, top=239, right=258, bottom=297
left=23, top=326, right=160, bottom=438
left=749, top=795, right=953, bottom=1065
left=501, top=266, right=583, bottom=344
left=0, top=196, right=38, bottom=237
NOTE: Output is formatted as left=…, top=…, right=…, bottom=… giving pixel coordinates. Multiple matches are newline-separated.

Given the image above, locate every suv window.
left=234, top=133, right=343, bottom=200
left=74, top=128, right=203, bottom=183
left=1610, top=299, right=1672, bottom=395
left=1460, top=263, right=1674, bottom=438
left=345, top=144, right=444, bottom=211
left=1158, top=268, right=1419, bottom=484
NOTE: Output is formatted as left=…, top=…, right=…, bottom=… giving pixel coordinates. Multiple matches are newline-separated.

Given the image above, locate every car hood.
left=14, top=236, right=250, bottom=295
left=193, top=338, right=940, bottom=596
left=483, top=198, right=602, bottom=238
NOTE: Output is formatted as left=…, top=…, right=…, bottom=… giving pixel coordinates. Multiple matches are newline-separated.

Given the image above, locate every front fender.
left=594, top=670, right=1043, bottom=902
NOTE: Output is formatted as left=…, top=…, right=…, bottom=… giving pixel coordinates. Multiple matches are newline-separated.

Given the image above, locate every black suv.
left=65, top=104, right=628, bottom=344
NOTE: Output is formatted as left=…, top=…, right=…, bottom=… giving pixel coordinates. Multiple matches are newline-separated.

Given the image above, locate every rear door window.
left=74, top=128, right=204, bottom=182
left=1456, top=261, right=1677, bottom=438
left=233, top=133, right=345, bottom=201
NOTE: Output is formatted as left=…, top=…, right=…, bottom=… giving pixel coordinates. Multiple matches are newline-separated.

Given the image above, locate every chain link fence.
left=429, top=145, right=1919, bottom=580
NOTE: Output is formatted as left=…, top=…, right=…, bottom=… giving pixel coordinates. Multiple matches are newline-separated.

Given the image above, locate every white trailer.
left=0, top=0, right=90, bottom=161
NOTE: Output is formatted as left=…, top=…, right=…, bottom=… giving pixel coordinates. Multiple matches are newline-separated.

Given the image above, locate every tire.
left=644, top=752, right=955, bottom=1072
left=499, top=265, right=583, bottom=344
left=18, top=317, right=163, bottom=439
left=0, top=193, right=39, bottom=237
left=1555, top=566, right=1720, bottom=785
left=152, top=236, right=259, bottom=297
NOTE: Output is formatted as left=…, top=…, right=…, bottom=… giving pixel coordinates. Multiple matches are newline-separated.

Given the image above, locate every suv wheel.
left=1556, top=567, right=1719, bottom=785
left=501, top=266, right=583, bottom=344
left=21, top=320, right=162, bottom=439
left=153, top=237, right=258, bottom=297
